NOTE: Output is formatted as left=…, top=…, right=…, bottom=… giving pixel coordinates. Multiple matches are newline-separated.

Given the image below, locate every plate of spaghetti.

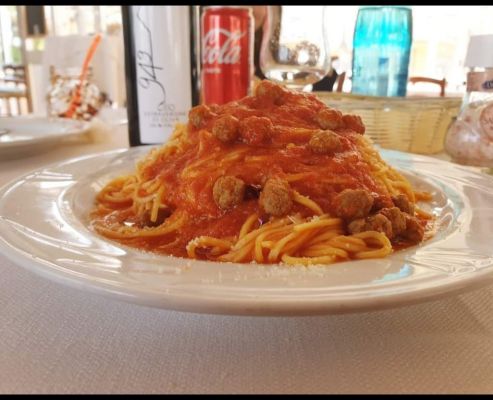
left=1, top=81, right=493, bottom=316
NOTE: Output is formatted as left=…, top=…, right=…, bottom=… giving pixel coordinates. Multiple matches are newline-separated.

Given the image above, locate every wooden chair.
left=0, top=64, right=31, bottom=116
left=409, top=76, right=447, bottom=97
left=335, top=71, right=346, bottom=92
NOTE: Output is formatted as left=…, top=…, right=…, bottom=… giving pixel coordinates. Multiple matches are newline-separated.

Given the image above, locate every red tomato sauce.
left=95, top=86, right=399, bottom=257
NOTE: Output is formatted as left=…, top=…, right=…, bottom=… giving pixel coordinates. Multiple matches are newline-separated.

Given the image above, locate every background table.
left=1, top=120, right=493, bottom=394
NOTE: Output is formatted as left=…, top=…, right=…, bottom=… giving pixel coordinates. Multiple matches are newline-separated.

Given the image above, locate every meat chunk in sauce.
left=346, top=218, right=366, bottom=235
left=239, top=116, right=273, bottom=146
left=259, top=178, right=293, bottom=217
left=314, top=108, right=343, bottom=130
left=366, top=214, right=393, bottom=239
left=332, top=189, right=374, bottom=221
left=347, top=213, right=393, bottom=239
left=392, top=194, right=415, bottom=215
left=308, top=129, right=342, bottom=155
left=378, top=207, right=406, bottom=236
left=371, top=194, right=394, bottom=212
left=255, top=80, right=285, bottom=105
left=189, top=104, right=214, bottom=129
left=342, top=114, right=365, bottom=134
left=213, top=176, right=246, bottom=210
left=348, top=208, right=425, bottom=244
left=142, top=208, right=172, bottom=228
left=403, top=215, right=425, bottom=244
left=212, top=115, right=239, bottom=143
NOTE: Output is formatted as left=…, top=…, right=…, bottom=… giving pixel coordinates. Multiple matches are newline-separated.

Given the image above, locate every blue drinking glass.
left=351, top=6, right=413, bottom=97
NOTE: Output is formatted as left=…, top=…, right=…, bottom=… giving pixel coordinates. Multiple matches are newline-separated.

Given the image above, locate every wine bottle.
left=122, top=6, right=200, bottom=146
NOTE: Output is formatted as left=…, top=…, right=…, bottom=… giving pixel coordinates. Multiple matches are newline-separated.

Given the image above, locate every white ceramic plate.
left=0, top=146, right=493, bottom=316
left=97, top=107, right=128, bottom=126
left=0, top=116, right=90, bottom=159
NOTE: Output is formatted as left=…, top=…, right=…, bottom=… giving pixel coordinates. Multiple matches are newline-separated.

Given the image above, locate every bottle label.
left=466, top=71, right=493, bottom=93
left=132, top=6, right=192, bottom=144
left=202, top=29, right=245, bottom=67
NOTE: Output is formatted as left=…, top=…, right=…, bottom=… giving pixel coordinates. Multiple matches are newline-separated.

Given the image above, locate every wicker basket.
left=315, top=92, right=462, bottom=154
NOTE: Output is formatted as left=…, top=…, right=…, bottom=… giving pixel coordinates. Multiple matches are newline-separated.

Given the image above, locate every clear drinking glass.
left=46, top=66, right=109, bottom=121
left=259, top=6, right=331, bottom=91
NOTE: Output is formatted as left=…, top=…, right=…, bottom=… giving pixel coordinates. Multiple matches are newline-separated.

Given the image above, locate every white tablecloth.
left=1, top=121, right=493, bottom=394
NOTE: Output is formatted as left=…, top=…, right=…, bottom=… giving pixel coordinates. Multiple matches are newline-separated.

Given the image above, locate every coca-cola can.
left=201, top=6, right=254, bottom=105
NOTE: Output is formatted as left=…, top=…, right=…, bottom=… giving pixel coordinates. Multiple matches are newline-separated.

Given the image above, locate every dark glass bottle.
left=122, top=6, right=200, bottom=146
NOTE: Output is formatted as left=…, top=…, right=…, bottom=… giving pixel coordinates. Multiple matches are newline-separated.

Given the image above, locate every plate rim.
left=0, top=115, right=90, bottom=149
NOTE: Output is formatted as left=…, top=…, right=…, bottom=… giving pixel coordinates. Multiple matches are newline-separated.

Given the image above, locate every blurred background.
left=1, top=5, right=493, bottom=116
left=0, top=5, right=123, bottom=117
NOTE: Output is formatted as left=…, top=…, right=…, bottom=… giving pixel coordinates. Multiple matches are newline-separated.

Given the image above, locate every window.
left=44, top=6, right=121, bottom=36
left=0, top=6, right=22, bottom=65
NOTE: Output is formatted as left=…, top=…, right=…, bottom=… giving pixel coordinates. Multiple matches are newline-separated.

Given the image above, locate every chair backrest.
left=3, top=64, right=25, bottom=77
left=0, top=64, right=31, bottom=115
left=409, top=76, right=447, bottom=97
left=335, top=71, right=346, bottom=93
left=312, top=56, right=347, bottom=93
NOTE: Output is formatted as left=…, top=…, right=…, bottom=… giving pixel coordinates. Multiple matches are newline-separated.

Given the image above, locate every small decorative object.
left=46, top=33, right=108, bottom=121
left=46, top=66, right=108, bottom=121
left=445, top=34, right=493, bottom=167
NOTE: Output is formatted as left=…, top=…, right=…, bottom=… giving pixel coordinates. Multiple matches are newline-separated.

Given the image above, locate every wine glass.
left=259, top=6, right=331, bottom=91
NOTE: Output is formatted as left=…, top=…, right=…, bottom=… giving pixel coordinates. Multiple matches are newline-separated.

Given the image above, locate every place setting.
left=1, top=5, right=493, bottom=395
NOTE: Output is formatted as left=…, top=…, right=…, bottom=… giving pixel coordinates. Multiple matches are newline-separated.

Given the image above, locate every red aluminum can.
left=201, top=6, right=254, bottom=105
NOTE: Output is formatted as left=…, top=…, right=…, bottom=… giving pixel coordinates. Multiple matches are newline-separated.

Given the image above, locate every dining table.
left=1, top=116, right=493, bottom=394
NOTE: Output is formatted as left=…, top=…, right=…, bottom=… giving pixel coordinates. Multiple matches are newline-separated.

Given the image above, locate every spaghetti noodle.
left=91, top=81, right=432, bottom=265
